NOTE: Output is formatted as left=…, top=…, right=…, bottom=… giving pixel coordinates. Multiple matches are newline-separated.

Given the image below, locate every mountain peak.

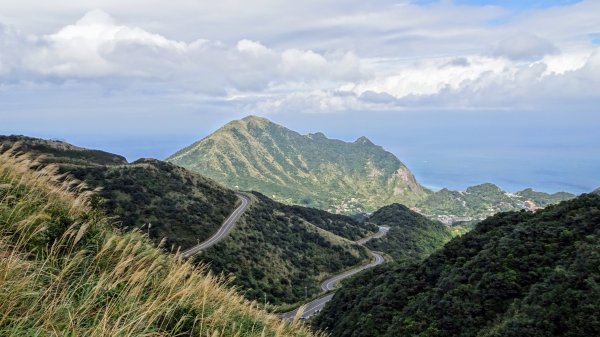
left=354, top=136, right=374, bottom=146
left=216, top=115, right=275, bottom=135
left=168, top=117, right=429, bottom=213
left=466, top=183, right=501, bottom=193
left=241, top=115, right=270, bottom=123
left=231, top=115, right=272, bottom=128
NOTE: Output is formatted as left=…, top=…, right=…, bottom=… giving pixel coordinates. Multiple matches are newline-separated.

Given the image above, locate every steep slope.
left=364, top=204, right=460, bottom=262
left=0, top=135, right=377, bottom=307
left=68, top=158, right=239, bottom=250
left=314, top=194, right=600, bottom=337
left=168, top=116, right=429, bottom=213
left=1, top=136, right=239, bottom=249
left=416, top=183, right=575, bottom=224
left=0, top=152, right=317, bottom=337
left=198, top=192, right=376, bottom=306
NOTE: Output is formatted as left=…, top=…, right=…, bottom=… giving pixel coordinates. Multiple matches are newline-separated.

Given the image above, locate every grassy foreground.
left=0, top=152, right=318, bottom=337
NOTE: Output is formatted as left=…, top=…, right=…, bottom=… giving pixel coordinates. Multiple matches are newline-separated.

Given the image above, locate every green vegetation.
left=314, top=194, right=600, bottom=337
left=416, top=183, right=575, bottom=224
left=515, top=188, right=576, bottom=207
left=168, top=116, right=430, bottom=214
left=199, top=192, right=376, bottom=306
left=68, top=159, right=238, bottom=251
left=364, top=203, right=462, bottom=262
left=166, top=118, right=573, bottom=222
left=1, top=135, right=238, bottom=251
left=1, top=135, right=377, bottom=308
left=0, top=135, right=128, bottom=167
left=0, top=152, right=318, bottom=336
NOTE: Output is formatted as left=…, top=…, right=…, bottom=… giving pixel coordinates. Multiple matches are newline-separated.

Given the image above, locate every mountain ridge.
left=168, top=115, right=430, bottom=213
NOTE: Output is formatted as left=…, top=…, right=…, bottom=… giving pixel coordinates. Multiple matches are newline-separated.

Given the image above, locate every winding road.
left=280, top=226, right=389, bottom=320
left=179, top=193, right=388, bottom=321
left=181, top=192, right=251, bottom=259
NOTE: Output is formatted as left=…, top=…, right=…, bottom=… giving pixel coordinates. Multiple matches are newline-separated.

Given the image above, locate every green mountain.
left=168, top=116, right=430, bottom=214
left=416, top=183, right=575, bottom=225
left=364, top=203, right=463, bottom=263
left=0, top=135, right=376, bottom=306
left=314, top=194, right=600, bottom=337
left=0, top=146, right=315, bottom=336
left=515, top=188, right=576, bottom=207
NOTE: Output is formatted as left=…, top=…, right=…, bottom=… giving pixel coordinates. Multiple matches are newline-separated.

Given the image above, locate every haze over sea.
left=6, top=108, right=596, bottom=195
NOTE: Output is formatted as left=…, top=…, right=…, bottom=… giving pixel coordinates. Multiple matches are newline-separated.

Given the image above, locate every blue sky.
left=432, top=0, right=582, bottom=9
left=1, top=0, right=599, bottom=193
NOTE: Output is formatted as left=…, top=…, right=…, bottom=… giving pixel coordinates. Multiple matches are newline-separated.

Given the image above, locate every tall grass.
left=0, top=150, right=320, bottom=337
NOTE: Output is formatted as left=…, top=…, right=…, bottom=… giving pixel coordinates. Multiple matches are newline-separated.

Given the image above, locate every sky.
left=1, top=0, right=599, bottom=193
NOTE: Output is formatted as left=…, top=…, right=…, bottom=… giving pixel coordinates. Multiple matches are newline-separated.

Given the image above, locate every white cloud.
left=25, top=10, right=191, bottom=77
left=0, top=10, right=362, bottom=96
left=346, top=56, right=512, bottom=98
left=255, top=90, right=361, bottom=114
left=0, top=2, right=599, bottom=114
left=236, top=39, right=274, bottom=57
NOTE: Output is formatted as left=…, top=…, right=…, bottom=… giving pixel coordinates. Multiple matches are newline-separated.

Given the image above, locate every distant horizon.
left=4, top=111, right=597, bottom=195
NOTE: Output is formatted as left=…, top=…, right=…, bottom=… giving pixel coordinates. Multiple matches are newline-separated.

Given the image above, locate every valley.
left=281, top=226, right=389, bottom=321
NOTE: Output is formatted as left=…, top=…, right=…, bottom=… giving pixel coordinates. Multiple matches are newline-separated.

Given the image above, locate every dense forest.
left=364, top=203, right=460, bottom=262
left=314, top=194, right=600, bottom=337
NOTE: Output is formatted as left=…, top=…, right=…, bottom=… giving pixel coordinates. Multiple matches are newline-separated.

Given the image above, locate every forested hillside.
left=0, top=151, right=316, bottom=337
left=364, top=203, right=460, bottom=263
left=199, top=192, right=375, bottom=306
left=0, top=136, right=377, bottom=307
left=1, top=136, right=239, bottom=250
left=314, top=194, right=600, bottom=337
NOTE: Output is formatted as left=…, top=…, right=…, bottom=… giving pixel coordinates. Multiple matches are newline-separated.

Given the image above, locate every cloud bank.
left=0, top=1, right=600, bottom=114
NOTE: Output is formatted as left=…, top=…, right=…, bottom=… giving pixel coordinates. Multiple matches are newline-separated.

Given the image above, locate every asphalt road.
left=280, top=226, right=389, bottom=320
left=181, top=193, right=251, bottom=259
left=320, top=251, right=385, bottom=291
